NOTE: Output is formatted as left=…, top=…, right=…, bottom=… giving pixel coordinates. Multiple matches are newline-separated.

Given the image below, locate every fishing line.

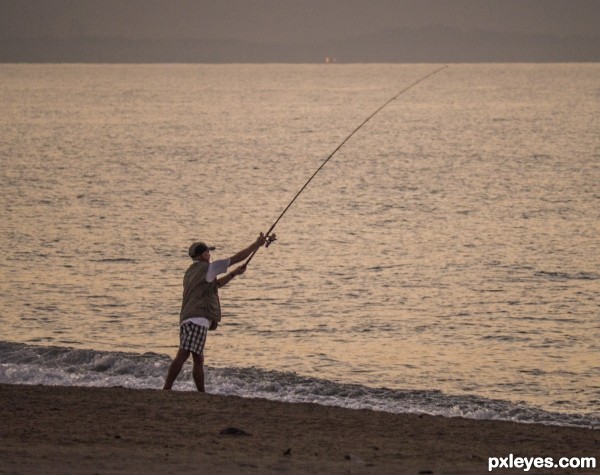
left=245, top=65, right=448, bottom=267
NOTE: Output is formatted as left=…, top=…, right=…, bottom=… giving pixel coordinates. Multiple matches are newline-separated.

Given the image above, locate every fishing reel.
left=265, top=233, right=277, bottom=248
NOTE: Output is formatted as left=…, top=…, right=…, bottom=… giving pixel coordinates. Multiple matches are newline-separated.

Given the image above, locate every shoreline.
left=1, top=384, right=598, bottom=474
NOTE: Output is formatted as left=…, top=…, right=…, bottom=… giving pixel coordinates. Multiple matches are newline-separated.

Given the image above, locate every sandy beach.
left=0, top=384, right=597, bottom=474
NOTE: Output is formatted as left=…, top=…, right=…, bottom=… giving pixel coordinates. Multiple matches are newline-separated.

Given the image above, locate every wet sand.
left=0, top=383, right=597, bottom=474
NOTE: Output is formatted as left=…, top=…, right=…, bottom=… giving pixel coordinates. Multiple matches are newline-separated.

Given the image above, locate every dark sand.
left=0, top=384, right=597, bottom=474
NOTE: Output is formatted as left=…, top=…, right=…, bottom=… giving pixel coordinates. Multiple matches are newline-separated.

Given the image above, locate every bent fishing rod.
left=244, top=65, right=448, bottom=267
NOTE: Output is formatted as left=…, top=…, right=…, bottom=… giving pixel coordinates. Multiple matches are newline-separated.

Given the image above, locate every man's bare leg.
left=163, top=348, right=190, bottom=390
left=191, top=352, right=205, bottom=392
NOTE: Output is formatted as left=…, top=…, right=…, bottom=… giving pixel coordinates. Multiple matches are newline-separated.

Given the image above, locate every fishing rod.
left=245, top=65, right=448, bottom=267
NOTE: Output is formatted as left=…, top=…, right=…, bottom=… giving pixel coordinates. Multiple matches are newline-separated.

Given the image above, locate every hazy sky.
left=2, top=0, right=599, bottom=42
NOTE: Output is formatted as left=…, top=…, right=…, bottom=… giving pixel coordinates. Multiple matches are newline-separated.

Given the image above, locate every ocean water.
left=1, top=64, right=599, bottom=428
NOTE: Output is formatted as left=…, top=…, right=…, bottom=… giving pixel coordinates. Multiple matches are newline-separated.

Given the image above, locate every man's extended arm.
left=228, top=233, right=268, bottom=265
left=217, top=265, right=246, bottom=288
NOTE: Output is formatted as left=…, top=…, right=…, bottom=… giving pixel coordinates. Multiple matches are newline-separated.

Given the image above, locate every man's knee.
left=175, top=348, right=191, bottom=362
left=191, top=352, right=204, bottom=367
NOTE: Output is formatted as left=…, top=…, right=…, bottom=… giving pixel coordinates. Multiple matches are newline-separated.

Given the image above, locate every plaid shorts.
left=179, top=322, right=208, bottom=356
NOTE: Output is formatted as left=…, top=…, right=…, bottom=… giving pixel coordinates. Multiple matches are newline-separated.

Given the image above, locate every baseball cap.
left=188, top=241, right=216, bottom=258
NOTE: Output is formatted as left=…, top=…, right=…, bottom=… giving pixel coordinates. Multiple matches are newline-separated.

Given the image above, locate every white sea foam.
left=1, top=341, right=597, bottom=429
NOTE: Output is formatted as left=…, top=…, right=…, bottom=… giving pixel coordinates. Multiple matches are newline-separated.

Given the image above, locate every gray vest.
left=179, top=261, right=221, bottom=324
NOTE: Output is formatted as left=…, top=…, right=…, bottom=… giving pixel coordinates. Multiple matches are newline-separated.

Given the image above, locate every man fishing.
left=163, top=66, right=446, bottom=392
left=163, top=232, right=272, bottom=392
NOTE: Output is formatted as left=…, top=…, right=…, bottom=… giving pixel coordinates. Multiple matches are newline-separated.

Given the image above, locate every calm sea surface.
left=1, top=64, right=599, bottom=421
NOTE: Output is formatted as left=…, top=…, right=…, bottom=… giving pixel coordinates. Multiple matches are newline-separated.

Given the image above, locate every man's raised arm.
left=228, top=233, right=268, bottom=265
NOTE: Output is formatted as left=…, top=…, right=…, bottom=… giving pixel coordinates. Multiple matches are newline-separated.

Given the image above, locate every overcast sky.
left=1, top=0, right=599, bottom=42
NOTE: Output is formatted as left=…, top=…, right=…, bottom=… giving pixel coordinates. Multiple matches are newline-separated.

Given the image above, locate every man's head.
left=188, top=241, right=215, bottom=261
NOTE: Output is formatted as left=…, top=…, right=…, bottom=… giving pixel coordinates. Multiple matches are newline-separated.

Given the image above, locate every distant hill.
left=326, top=26, right=600, bottom=62
left=1, top=26, right=598, bottom=63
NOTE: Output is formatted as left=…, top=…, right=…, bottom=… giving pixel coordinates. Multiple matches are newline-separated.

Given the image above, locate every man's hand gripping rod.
left=244, top=65, right=448, bottom=268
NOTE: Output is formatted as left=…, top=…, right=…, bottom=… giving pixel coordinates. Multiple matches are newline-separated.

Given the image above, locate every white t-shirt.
left=181, top=258, right=231, bottom=328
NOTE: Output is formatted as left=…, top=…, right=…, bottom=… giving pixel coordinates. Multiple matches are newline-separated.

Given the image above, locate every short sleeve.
left=206, top=258, right=231, bottom=282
